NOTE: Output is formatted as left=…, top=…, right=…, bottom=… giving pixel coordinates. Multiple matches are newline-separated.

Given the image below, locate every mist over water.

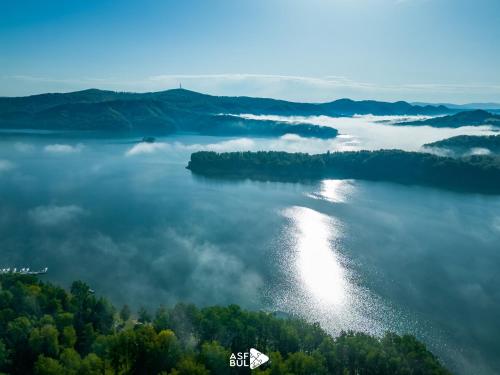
left=1, top=116, right=500, bottom=374
left=237, top=114, right=498, bottom=152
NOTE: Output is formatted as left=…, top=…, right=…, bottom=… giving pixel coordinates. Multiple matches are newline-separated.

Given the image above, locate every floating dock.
left=0, top=267, right=48, bottom=275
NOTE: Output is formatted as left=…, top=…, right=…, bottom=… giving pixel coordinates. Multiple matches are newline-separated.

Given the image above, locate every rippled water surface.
left=1, top=116, right=499, bottom=374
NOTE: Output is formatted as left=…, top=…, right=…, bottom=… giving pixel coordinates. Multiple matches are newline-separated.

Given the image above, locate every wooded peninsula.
left=187, top=150, right=500, bottom=193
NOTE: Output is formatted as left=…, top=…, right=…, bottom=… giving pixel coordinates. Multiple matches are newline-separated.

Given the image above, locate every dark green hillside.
left=0, top=98, right=338, bottom=138
left=0, top=88, right=453, bottom=117
left=0, top=88, right=452, bottom=135
left=146, top=89, right=328, bottom=116
left=398, top=110, right=500, bottom=128
left=0, top=89, right=138, bottom=114
left=198, top=115, right=338, bottom=138
left=150, top=91, right=450, bottom=116
left=0, top=274, right=450, bottom=374
left=424, top=134, right=500, bottom=154
left=187, top=150, right=500, bottom=193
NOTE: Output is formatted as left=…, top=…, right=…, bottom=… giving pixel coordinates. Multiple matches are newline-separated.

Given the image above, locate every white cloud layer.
left=465, top=147, right=492, bottom=156
left=125, top=142, right=169, bottom=156
left=120, top=114, right=498, bottom=158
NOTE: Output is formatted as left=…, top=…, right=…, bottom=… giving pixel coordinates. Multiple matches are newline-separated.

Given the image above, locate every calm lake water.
left=1, top=116, right=499, bottom=374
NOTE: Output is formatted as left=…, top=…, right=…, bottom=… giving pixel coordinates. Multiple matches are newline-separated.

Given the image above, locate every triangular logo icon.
left=249, top=348, right=269, bottom=369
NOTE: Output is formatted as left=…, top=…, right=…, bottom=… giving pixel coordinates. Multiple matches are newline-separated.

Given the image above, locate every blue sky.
left=1, top=0, right=499, bottom=103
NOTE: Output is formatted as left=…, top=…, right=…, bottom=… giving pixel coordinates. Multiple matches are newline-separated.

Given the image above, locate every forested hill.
left=0, top=88, right=452, bottom=116
left=397, top=110, right=500, bottom=128
left=0, top=88, right=452, bottom=134
left=187, top=150, right=500, bottom=194
left=424, top=134, right=500, bottom=154
left=0, top=274, right=450, bottom=374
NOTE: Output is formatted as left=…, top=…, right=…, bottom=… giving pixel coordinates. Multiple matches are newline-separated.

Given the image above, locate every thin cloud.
left=125, top=142, right=169, bottom=156
left=125, top=138, right=256, bottom=156
left=14, top=142, right=35, bottom=153
left=4, top=74, right=500, bottom=103
left=0, top=159, right=15, bottom=172
left=44, top=144, right=84, bottom=153
left=28, top=204, right=87, bottom=227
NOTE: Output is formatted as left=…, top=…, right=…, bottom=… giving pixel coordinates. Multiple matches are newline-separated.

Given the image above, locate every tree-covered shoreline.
left=0, top=274, right=450, bottom=374
left=187, top=150, right=500, bottom=194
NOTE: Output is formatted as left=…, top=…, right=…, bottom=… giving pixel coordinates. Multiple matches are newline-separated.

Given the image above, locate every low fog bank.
left=234, top=114, right=498, bottom=152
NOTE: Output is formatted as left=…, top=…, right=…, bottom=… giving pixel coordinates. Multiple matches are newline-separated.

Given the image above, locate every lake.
left=0, top=116, right=499, bottom=374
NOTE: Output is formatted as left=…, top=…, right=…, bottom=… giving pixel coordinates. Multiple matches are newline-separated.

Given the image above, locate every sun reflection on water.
left=273, top=205, right=389, bottom=336
left=308, top=179, right=354, bottom=203
left=293, top=207, right=348, bottom=305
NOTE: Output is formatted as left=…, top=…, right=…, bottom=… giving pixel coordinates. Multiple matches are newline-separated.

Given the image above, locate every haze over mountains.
left=0, top=88, right=454, bottom=136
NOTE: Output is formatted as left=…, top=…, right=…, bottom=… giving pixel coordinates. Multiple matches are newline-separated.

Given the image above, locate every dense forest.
left=187, top=150, right=500, bottom=193
left=0, top=88, right=452, bottom=134
left=0, top=274, right=450, bottom=374
left=424, top=134, right=500, bottom=155
left=397, top=110, right=500, bottom=128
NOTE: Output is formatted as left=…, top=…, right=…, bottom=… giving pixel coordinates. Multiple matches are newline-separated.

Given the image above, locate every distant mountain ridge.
left=413, top=102, right=500, bottom=111
left=0, top=88, right=454, bottom=134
